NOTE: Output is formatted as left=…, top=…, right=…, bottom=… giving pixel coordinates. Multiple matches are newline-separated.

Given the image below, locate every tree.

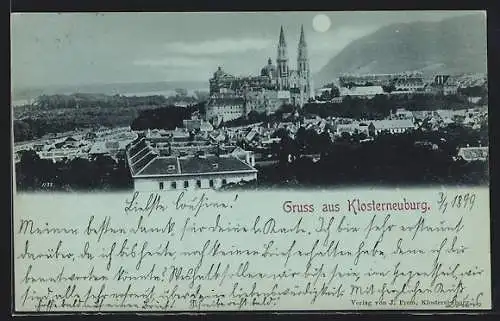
left=318, top=91, right=330, bottom=101
left=340, top=132, right=351, bottom=141
left=13, top=120, right=34, bottom=142
left=295, top=127, right=307, bottom=150
left=278, top=104, right=295, bottom=114
left=330, top=86, right=340, bottom=98
left=90, top=155, right=118, bottom=189
left=175, top=88, right=188, bottom=97
left=382, top=84, right=396, bottom=93
left=66, top=158, right=97, bottom=189
left=368, top=123, right=376, bottom=137
left=130, top=106, right=194, bottom=130
left=247, top=110, right=261, bottom=122
left=318, top=85, right=340, bottom=101
left=17, top=150, right=41, bottom=189
left=272, top=127, right=289, bottom=139
left=111, top=153, right=133, bottom=189
left=194, top=90, right=210, bottom=102
left=319, top=131, right=332, bottom=152
left=371, top=94, right=390, bottom=117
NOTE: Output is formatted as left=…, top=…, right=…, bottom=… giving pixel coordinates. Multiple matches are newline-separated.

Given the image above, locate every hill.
left=12, top=81, right=208, bottom=103
left=314, top=13, right=487, bottom=87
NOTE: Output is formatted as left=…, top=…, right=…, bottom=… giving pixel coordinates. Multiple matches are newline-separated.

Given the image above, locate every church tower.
left=297, top=25, right=312, bottom=102
left=276, top=26, right=289, bottom=90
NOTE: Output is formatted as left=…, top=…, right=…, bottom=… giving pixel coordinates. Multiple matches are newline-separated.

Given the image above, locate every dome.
left=261, top=58, right=277, bottom=77
left=213, top=66, right=225, bottom=78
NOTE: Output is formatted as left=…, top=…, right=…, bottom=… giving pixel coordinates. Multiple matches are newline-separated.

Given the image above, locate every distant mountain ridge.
left=314, top=13, right=487, bottom=87
left=12, top=81, right=209, bottom=102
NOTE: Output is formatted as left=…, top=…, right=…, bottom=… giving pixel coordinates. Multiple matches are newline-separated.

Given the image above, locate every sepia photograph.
left=11, top=11, right=489, bottom=192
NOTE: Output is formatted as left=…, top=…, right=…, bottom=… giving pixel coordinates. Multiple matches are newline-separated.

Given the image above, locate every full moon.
left=312, top=14, right=331, bottom=33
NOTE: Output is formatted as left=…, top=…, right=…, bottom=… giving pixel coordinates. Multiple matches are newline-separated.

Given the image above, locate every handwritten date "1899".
left=437, top=192, right=476, bottom=214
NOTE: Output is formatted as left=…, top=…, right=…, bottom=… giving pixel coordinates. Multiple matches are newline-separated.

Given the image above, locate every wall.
left=133, top=172, right=257, bottom=192
left=374, top=127, right=412, bottom=135
left=206, top=104, right=245, bottom=122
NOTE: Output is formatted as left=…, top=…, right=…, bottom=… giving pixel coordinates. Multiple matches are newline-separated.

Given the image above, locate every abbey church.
left=206, top=25, right=314, bottom=124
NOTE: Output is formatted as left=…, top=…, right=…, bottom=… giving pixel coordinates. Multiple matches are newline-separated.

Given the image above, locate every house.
left=394, top=108, right=414, bottom=120
left=369, top=119, right=416, bottom=135
left=52, top=136, right=80, bottom=149
left=244, top=128, right=260, bottom=143
left=200, top=121, right=214, bottom=132
left=183, top=119, right=202, bottom=131
left=339, top=86, right=385, bottom=99
left=468, top=97, right=482, bottom=104
left=89, top=140, right=132, bottom=156
left=457, top=146, right=488, bottom=162
left=126, top=138, right=258, bottom=191
left=424, top=83, right=440, bottom=95
left=315, top=87, right=331, bottom=97
left=224, top=145, right=256, bottom=166
left=33, top=144, right=45, bottom=152
left=14, top=143, right=33, bottom=154
left=64, top=136, right=79, bottom=147
left=205, top=96, right=246, bottom=123
left=412, top=111, right=432, bottom=121
left=37, top=149, right=86, bottom=162
left=209, top=131, right=227, bottom=143
left=393, top=76, right=425, bottom=92
left=443, top=77, right=459, bottom=96
left=85, top=132, right=98, bottom=140
left=335, top=122, right=369, bottom=136
left=146, top=128, right=172, bottom=139
left=261, top=137, right=281, bottom=146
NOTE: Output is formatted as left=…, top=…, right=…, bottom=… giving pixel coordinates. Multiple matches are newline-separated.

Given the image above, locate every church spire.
left=277, top=25, right=288, bottom=60
left=277, top=25, right=289, bottom=90
left=298, top=24, right=308, bottom=61
left=297, top=25, right=311, bottom=104
left=299, top=24, right=306, bottom=46
left=279, top=25, right=286, bottom=46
